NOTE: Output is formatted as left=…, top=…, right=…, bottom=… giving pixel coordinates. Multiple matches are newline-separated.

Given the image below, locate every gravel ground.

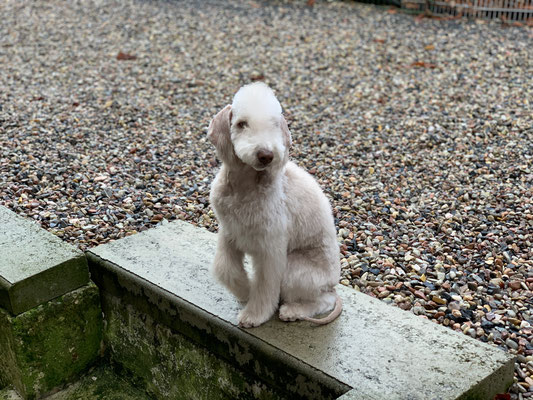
left=1, top=0, right=532, bottom=394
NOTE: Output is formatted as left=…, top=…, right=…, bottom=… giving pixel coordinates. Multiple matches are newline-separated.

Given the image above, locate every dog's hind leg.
left=212, top=232, right=249, bottom=303
left=279, top=249, right=340, bottom=322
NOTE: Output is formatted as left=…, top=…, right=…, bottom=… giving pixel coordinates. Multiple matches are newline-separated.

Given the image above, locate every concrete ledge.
left=88, top=253, right=347, bottom=399
left=87, top=220, right=515, bottom=400
left=0, top=206, right=89, bottom=315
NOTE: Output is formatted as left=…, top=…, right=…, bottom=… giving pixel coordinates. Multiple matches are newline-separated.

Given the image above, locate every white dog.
left=208, top=82, right=342, bottom=328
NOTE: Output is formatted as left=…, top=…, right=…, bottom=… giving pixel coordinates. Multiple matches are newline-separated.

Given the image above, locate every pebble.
left=0, top=0, right=531, bottom=392
left=506, top=338, right=519, bottom=351
left=432, top=295, right=447, bottom=305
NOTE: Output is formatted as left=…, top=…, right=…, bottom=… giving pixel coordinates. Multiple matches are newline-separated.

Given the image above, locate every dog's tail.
left=302, top=292, right=343, bottom=325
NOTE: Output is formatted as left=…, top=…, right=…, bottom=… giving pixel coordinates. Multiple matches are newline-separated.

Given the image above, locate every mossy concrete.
left=1, top=365, right=151, bottom=400
left=0, top=388, right=21, bottom=400
left=0, top=284, right=103, bottom=399
left=88, top=220, right=515, bottom=400
left=44, top=364, right=151, bottom=400
left=0, top=206, right=89, bottom=315
left=102, top=293, right=288, bottom=400
left=89, top=262, right=346, bottom=400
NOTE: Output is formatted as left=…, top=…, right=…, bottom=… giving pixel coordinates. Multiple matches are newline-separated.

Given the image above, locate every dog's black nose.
left=257, top=150, right=274, bottom=166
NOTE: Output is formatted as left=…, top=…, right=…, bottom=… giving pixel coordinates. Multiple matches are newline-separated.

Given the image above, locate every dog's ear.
left=207, top=104, right=232, bottom=147
left=281, top=115, right=292, bottom=148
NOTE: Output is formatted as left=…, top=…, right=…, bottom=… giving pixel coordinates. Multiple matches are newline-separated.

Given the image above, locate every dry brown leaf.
left=411, top=61, right=437, bottom=69
left=116, top=52, right=137, bottom=61
left=250, top=73, right=265, bottom=82
left=493, top=394, right=511, bottom=400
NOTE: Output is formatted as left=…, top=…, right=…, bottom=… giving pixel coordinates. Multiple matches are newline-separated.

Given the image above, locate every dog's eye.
left=236, top=120, right=248, bottom=130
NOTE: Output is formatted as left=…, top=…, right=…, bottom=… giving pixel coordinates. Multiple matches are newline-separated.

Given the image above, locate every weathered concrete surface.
left=45, top=365, right=151, bottom=400
left=88, top=220, right=515, bottom=400
left=1, top=365, right=151, bottom=400
left=88, top=224, right=348, bottom=399
left=101, top=292, right=288, bottom=400
left=0, top=284, right=103, bottom=400
left=0, top=388, right=21, bottom=400
left=0, top=206, right=89, bottom=315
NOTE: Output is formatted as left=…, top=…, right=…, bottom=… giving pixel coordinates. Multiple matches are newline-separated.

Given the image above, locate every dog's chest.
left=212, top=185, right=288, bottom=251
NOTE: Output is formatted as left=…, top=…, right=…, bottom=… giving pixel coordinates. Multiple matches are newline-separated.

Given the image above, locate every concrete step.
left=0, top=206, right=100, bottom=399
left=0, top=365, right=150, bottom=400
left=0, top=284, right=102, bottom=399
left=44, top=365, right=150, bottom=400
left=0, top=206, right=89, bottom=315
left=87, top=220, right=515, bottom=400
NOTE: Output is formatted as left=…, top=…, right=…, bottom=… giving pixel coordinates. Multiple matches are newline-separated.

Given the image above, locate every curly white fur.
left=208, top=82, right=341, bottom=328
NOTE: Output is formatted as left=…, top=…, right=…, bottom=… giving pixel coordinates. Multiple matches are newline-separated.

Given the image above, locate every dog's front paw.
left=238, top=308, right=271, bottom=328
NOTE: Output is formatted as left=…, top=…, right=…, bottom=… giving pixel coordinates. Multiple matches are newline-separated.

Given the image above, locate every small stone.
left=506, top=338, right=519, bottom=350
left=412, top=306, right=426, bottom=316
left=414, top=290, right=427, bottom=301
left=150, top=214, right=164, bottom=223
left=432, top=295, right=447, bottom=305
left=517, top=355, right=527, bottom=363
left=515, top=383, right=527, bottom=393
left=527, top=362, right=533, bottom=373
left=490, top=278, right=503, bottom=287
left=338, top=229, right=349, bottom=238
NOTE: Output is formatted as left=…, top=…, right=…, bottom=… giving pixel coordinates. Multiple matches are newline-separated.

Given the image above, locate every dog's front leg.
left=238, top=248, right=286, bottom=328
left=212, top=232, right=250, bottom=303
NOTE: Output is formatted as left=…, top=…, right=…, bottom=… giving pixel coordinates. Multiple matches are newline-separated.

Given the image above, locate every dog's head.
left=207, top=82, right=291, bottom=172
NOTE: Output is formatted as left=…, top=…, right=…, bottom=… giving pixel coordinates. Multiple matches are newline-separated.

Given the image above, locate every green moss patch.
left=0, top=284, right=102, bottom=399
left=103, top=294, right=286, bottom=400
left=44, top=364, right=150, bottom=400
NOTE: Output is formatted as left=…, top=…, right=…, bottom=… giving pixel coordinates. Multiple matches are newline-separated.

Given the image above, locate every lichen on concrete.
left=44, top=364, right=151, bottom=400
left=102, top=294, right=286, bottom=400
left=0, top=283, right=103, bottom=399
left=0, top=388, right=22, bottom=400
left=0, top=310, right=22, bottom=392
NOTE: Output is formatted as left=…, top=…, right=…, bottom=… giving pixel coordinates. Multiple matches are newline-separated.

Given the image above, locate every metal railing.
left=402, top=0, right=533, bottom=21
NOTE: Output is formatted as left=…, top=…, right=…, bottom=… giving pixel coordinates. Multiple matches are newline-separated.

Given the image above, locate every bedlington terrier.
left=207, top=82, right=342, bottom=328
